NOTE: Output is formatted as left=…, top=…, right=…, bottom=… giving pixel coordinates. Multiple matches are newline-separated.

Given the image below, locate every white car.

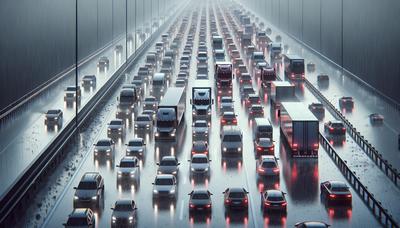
left=125, top=138, right=146, bottom=158
left=192, top=120, right=209, bottom=141
left=117, top=156, right=140, bottom=184
left=220, top=96, right=234, bottom=113
left=152, top=174, right=177, bottom=199
left=107, top=119, right=125, bottom=138
left=94, top=139, right=115, bottom=158
left=189, top=154, right=211, bottom=175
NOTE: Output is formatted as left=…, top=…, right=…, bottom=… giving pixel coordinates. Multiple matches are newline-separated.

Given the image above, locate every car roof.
left=329, top=180, right=347, bottom=188
left=222, top=126, right=241, bottom=134
left=192, top=189, right=210, bottom=195
left=261, top=155, right=276, bottom=161
left=115, top=199, right=134, bottom=206
left=70, top=208, right=92, bottom=217
left=161, top=156, right=177, bottom=161
left=266, top=190, right=283, bottom=197
left=121, top=156, right=138, bottom=162
left=156, top=174, right=174, bottom=179
left=81, top=172, right=100, bottom=181
left=98, top=139, right=113, bottom=144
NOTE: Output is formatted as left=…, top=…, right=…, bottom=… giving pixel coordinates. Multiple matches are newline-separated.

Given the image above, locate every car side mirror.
left=187, top=160, right=191, bottom=162
left=156, top=163, right=159, bottom=165
left=116, top=165, right=120, bottom=167
left=111, top=207, right=114, bottom=210
left=177, top=163, right=180, bottom=165
left=73, top=187, right=77, bottom=189
left=152, top=183, right=155, bottom=185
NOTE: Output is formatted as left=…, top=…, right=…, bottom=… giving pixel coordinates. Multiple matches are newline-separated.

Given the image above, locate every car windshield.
left=223, top=134, right=241, bottom=142
left=194, top=98, right=210, bottom=105
left=254, top=55, right=264, bottom=60
left=129, top=141, right=142, bottom=146
left=198, top=53, right=207, bottom=58
left=192, top=157, right=208, bottom=163
left=195, top=122, right=208, bottom=128
left=192, top=193, right=209, bottom=199
left=262, top=161, right=276, bottom=168
left=157, top=120, right=174, bottom=127
left=67, top=217, right=88, bottom=226
left=97, top=141, right=111, bottom=146
left=267, top=195, right=284, bottom=201
left=160, top=160, right=177, bottom=166
left=137, top=116, right=150, bottom=121
left=292, top=61, right=304, bottom=73
left=229, top=191, right=245, bottom=198
left=222, top=98, right=232, bottom=103
left=252, top=106, right=263, bottom=111
left=155, top=178, right=173, bottom=185
left=153, top=79, right=164, bottom=86
left=110, top=120, right=122, bottom=125
left=332, top=186, right=349, bottom=192
left=120, top=96, right=133, bottom=103
left=119, top=161, right=136, bottom=168
left=114, top=204, right=133, bottom=211
left=47, top=110, right=59, bottom=114
left=77, top=181, right=97, bottom=189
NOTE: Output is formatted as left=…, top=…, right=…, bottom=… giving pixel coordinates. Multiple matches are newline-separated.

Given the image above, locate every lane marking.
left=179, top=199, right=185, bottom=220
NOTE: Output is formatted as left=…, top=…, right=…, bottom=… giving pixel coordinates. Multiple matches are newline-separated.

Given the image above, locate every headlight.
left=138, top=149, right=143, bottom=152
left=205, top=130, right=208, bottom=134
left=92, top=196, right=97, bottom=200
left=172, top=171, right=177, bottom=175
left=153, top=189, right=158, bottom=193
left=54, top=117, right=58, bottom=120
left=192, top=111, right=196, bottom=115
left=74, top=196, right=79, bottom=200
left=135, top=124, right=138, bottom=127
left=238, top=147, right=242, bottom=152
left=118, top=128, right=122, bottom=131
left=129, top=216, right=134, bottom=221
left=204, top=167, right=209, bottom=171
left=191, top=167, right=195, bottom=171
left=94, top=149, right=98, bottom=152
left=158, top=171, right=162, bottom=174
left=223, top=147, right=227, bottom=152
left=171, top=133, right=175, bottom=137
left=169, top=189, right=175, bottom=194
left=155, top=132, right=159, bottom=136
left=112, top=216, right=116, bottom=221
left=146, top=124, right=150, bottom=127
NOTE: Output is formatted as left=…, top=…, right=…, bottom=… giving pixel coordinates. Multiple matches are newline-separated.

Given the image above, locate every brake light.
left=346, top=194, right=352, bottom=198
left=221, top=119, right=226, bottom=124
left=281, top=202, right=287, bottom=206
left=329, top=194, right=336, bottom=198
left=273, top=168, right=279, bottom=173
left=291, top=73, right=294, bottom=78
left=264, top=202, right=270, bottom=206
left=233, top=119, right=237, bottom=123
left=342, top=127, right=346, bottom=132
left=244, top=198, right=248, bottom=204
left=258, top=167, right=265, bottom=172
left=205, top=204, right=211, bottom=208
left=190, top=204, right=195, bottom=208
left=329, top=127, right=334, bottom=132
left=301, top=73, right=305, bottom=78
left=192, top=151, right=196, bottom=154
left=257, top=147, right=263, bottom=151
left=225, top=199, right=230, bottom=204
left=313, top=143, right=319, bottom=148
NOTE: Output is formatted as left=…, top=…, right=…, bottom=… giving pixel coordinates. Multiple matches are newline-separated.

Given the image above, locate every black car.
left=320, top=180, right=352, bottom=205
left=189, top=189, right=213, bottom=213
left=261, top=190, right=287, bottom=213
left=63, top=208, right=95, bottom=227
left=223, top=188, right=249, bottom=210
left=73, top=172, right=104, bottom=208
left=111, top=199, right=137, bottom=227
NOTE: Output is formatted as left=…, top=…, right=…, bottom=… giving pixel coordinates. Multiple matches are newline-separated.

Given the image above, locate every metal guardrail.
left=0, top=8, right=180, bottom=225
left=304, top=79, right=400, bottom=187
left=319, top=134, right=399, bottom=228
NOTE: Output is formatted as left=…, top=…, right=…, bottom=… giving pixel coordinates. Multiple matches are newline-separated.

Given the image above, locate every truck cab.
left=191, top=81, right=214, bottom=121
left=269, top=43, right=282, bottom=60
left=284, top=54, right=305, bottom=80
left=215, top=62, right=234, bottom=96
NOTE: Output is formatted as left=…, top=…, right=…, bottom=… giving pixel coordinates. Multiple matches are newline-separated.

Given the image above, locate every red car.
left=320, top=180, right=352, bottom=205
left=221, top=112, right=238, bottom=126
left=339, top=96, right=354, bottom=109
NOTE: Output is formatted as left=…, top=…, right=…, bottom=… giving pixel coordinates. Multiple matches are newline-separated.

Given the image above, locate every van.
left=252, top=118, right=273, bottom=141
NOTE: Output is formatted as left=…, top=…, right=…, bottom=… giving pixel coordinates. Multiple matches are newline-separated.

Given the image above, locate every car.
left=307, top=62, right=316, bottom=72
left=339, top=96, right=354, bottom=109
left=249, top=104, right=264, bottom=117
left=117, top=156, right=140, bottom=183
left=245, top=94, right=261, bottom=108
left=197, top=51, right=208, bottom=64
left=107, top=119, right=125, bottom=138
left=180, top=55, right=191, bottom=66
left=175, top=79, right=186, bottom=88
left=192, top=120, right=209, bottom=141
left=198, top=45, right=207, bottom=53
left=220, top=110, right=238, bottom=126
left=295, top=221, right=330, bottom=228
left=111, top=199, right=137, bottom=227
left=189, top=189, right=213, bottom=212
left=125, top=138, right=145, bottom=158
left=97, top=56, right=110, bottom=70
left=237, top=65, right=248, bottom=78
left=221, top=126, right=243, bottom=155
left=152, top=174, right=177, bottom=199
left=63, top=208, right=95, bottom=228
left=233, top=58, right=244, bottom=69
left=308, top=102, right=325, bottom=117
left=369, top=113, right=384, bottom=124
left=191, top=141, right=209, bottom=156
left=143, top=96, right=158, bottom=111
left=254, top=138, right=274, bottom=155
left=94, top=139, right=115, bottom=158
left=256, top=155, right=280, bottom=176
left=196, top=74, right=208, bottom=80
left=134, top=114, right=153, bottom=130
left=64, top=86, right=81, bottom=102
left=230, top=50, right=240, bottom=59
left=324, top=120, right=346, bottom=136
left=81, top=75, right=97, bottom=88
left=189, top=154, right=211, bottom=175
left=223, top=188, right=249, bottom=210
left=45, top=109, right=63, bottom=127
left=73, top=172, right=104, bottom=208
left=239, top=73, right=252, bottom=86
left=317, top=74, right=329, bottom=88
left=157, top=156, right=180, bottom=176
left=197, top=64, right=208, bottom=75
left=219, top=96, right=234, bottom=113
left=320, top=180, right=352, bottom=205
left=261, top=190, right=287, bottom=213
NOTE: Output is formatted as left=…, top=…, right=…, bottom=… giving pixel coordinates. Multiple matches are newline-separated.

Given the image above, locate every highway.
left=17, top=1, right=389, bottom=227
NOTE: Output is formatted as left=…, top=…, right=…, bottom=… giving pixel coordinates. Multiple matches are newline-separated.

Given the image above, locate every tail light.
left=342, top=127, right=346, bottom=132
left=273, top=168, right=279, bottom=173
left=313, top=143, right=319, bottom=148
left=346, top=194, right=352, bottom=198
left=221, top=119, right=226, bottom=124
left=225, top=199, right=230, bottom=204
left=256, top=147, right=263, bottom=151
left=329, top=194, right=336, bottom=198
left=329, top=127, right=334, bottom=132
left=192, top=151, right=196, bottom=154
left=258, top=167, right=265, bottom=172
left=264, top=202, right=270, bottom=206
left=233, top=119, right=237, bottom=123
left=243, top=198, right=248, bottom=204
left=281, top=202, right=287, bottom=206
left=292, top=143, right=298, bottom=150
left=205, top=204, right=211, bottom=208
left=291, top=73, right=294, bottom=78
left=190, top=204, right=195, bottom=208
left=301, top=73, right=305, bottom=78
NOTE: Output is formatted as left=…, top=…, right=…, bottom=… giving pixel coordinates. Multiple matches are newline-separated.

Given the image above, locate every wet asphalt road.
left=39, top=1, right=386, bottom=227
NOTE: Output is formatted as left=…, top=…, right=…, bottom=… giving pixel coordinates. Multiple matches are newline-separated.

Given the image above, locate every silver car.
left=107, top=119, right=125, bottom=138
left=192, top=120, right=209, bottom=141
left=220, top=96, right=234, bottom=113
left=221, top=126, right=243, bottom=156
left=117, top=156, right=140, bottom=184
left=143, top=96, right=158, bottom=111
left=94, top=139, right=115, bottom=158
left=256, top=155, right=279, bottom=177
left=45, top=109, right=63, bottom=127
left=157, top=156, right=180, bottom=176
left=152, top=174, right=177, bottom=199
left=125, top=138, right=146, bottom=158
left=134, top=115, right=153, bottom=130
left=189, top=154, right=211, bottom=175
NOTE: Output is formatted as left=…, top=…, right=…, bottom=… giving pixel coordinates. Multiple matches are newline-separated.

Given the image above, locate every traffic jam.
left=49, top=0, right=384, bottom=227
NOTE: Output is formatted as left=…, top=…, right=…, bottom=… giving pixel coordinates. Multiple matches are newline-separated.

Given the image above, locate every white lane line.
left=179, top=199, right=185, bottom=220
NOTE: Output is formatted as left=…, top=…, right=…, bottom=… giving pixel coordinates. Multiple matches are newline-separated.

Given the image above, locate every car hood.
left=127, top=146, right=144, bottom=152
left=191, top=163, right=209, bottom=170
left=154, top=185, right=175, bottom=191
left=95, top=146, right=112, bottom=152
left=75, top=189, right=97, bottom=198
left=221, top=103, right=233, bottom=107
left=194, top=127, right=208, bottom=133
left=158, top=127, right=174, bottom=133
left=112, top=211, right=133, bottom=219
left=119, top=167, right=137, bottom=173
left=136, top=121, right=151, bottom=125
left=194, top=105, right=210, bottom=110
left=222, top=141, right=242, bottom=148
left=158, top=166, right=178, bottom=173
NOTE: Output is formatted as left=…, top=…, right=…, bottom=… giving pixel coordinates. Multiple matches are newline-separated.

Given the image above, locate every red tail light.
left=205, top=204, right=211, bottom=208
left=221, top=119, right=226, bottom=124
left=346, top=194, right=352, bottom=198
left=281, top=202, right=287, bottom=206
left=190, top=204, right=195, bottom=208
left=256, top=147, right=263, bottom=151
left=225, top=199, right=230, bottom=204
left=264, top=202, right=270, bottom=206
left=329, top=127, right=334, bottom=132
left=342, top=127, right=346, bottom=132
left=329, top=194, right=336, bottom=198
left=258, top=167, right=265, bottom=172
left=313, top=143, right=319, bottom=148
left=273, top=168, right=279, bottom=173
left=243, top=198, right=248, bottom=204
left=233, top=119, right=237, bottom=123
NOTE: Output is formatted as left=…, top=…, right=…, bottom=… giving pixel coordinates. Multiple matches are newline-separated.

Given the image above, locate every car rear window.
left=266, top=195, right=284, bottom=201
left=192, top=193, right=209, bottom=199
left=229, top=192, right=245, bottom=198
left=262, top=161, right=276, bottom=168
left=115, top=204, right=133, bottom=211
left=97, top=141, right=111, bottom=146
left=137, top=116, right=150, bottom=121
left=160, top=160, right=177, bottom=166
